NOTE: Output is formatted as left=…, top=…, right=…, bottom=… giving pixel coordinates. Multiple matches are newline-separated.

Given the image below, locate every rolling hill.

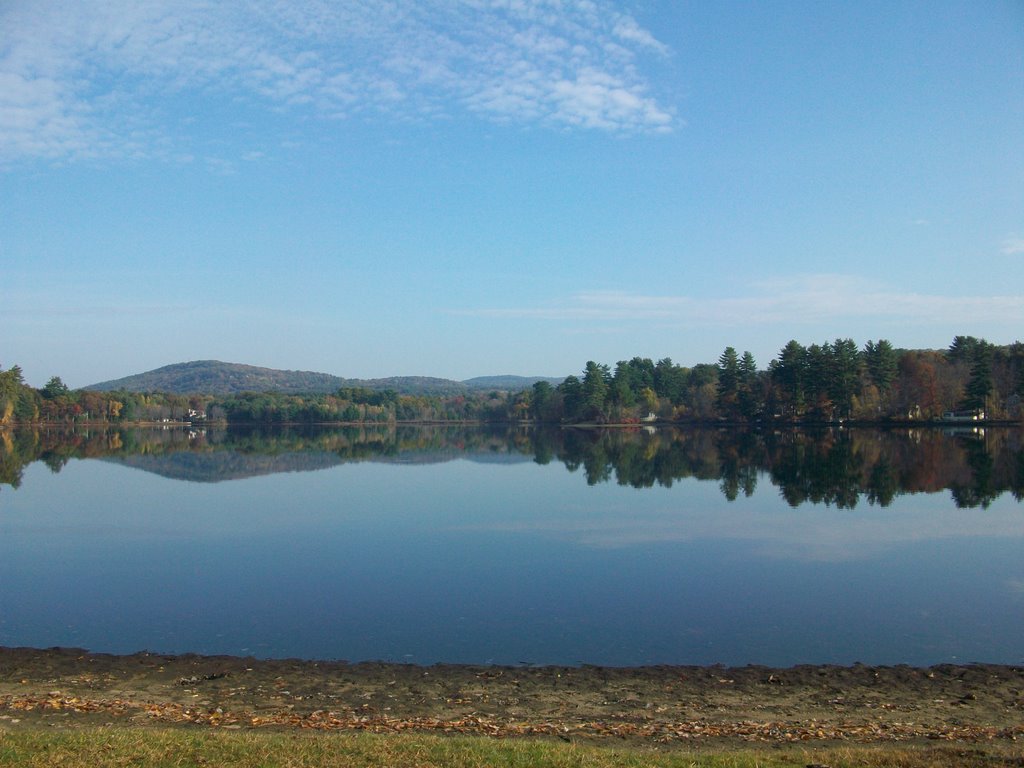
left=84, top=361, right=563, bottom=396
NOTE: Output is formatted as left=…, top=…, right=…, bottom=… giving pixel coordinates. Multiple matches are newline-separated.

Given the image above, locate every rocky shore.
left=1, top=647, right=1022, bottom=749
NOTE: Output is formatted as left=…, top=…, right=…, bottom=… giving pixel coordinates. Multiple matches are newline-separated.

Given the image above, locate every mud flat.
left=1, top=647, right=1022, bottom=750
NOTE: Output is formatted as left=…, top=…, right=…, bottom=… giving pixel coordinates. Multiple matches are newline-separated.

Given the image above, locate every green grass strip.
left=0, top=728, right=1018, bottom=768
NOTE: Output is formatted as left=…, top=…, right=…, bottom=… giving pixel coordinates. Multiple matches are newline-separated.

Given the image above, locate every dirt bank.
left=1, top=647, right=1021, bottom=748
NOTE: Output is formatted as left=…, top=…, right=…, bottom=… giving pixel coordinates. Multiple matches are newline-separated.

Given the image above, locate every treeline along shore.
left=2, top=335, right=1022, bottom=426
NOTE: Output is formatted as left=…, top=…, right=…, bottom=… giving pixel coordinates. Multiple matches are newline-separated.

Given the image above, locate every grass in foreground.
left=0, top=728, right=1019, bottom=768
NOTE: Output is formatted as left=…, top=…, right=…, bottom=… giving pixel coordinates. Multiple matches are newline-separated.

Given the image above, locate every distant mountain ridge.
left=84, top=360, right=563, bottom=396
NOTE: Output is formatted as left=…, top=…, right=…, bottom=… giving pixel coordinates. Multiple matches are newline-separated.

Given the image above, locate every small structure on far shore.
left=942, top=409, right=985, bottom=422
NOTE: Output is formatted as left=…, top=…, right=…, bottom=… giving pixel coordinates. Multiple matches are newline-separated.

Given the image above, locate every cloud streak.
left=0, top=0, right=673, bottom=164
left=1001, top=237, right=1024, bottom=256
left=454, top=275, right=1024, bottom=328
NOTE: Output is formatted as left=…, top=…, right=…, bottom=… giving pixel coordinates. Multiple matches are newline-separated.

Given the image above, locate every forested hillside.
left=85, top=361, right=349, bottom=395
left=83, top=361, right=474, bottom=396
left=2, top=335, right=1021, bottom=425
left=84, top=361, right=558, bottom=397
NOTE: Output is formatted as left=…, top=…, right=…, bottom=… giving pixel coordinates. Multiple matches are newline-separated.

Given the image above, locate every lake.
left=1, top=425, right=1022, bottom=667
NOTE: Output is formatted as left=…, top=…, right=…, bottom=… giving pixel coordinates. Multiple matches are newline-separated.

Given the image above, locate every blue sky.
left=2, top=1, right=1022, bottom=387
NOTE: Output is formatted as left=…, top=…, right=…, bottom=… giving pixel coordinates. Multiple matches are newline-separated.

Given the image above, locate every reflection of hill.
left=2, top=424, right=1022, bottom=508
left=103, top=451, right=346, bottom=482
left=103, top=446, right=532, bottom=482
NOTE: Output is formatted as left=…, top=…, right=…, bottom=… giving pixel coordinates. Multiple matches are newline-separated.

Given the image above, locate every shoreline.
left=2, top=646, right=1021, bottom=747
left=3, top=418, right=1021, bottom=428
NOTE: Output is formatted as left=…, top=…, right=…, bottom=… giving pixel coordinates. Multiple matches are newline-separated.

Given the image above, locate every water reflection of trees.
left=1, top=425, right=1022, bottom=508
left=549, top=427, right=1023, bottom=509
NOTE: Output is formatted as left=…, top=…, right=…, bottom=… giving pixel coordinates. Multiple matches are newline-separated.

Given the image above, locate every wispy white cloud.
left=612, top=15, right=670, bottom=56
left=1000, top=237, right=1024, bottom=255
left=454, top=274, right=1024, bottom=328
left=460, top=290, right=691, bottom=321
left=0, top=302, right=194, bottom=319
left=0, top=0, right=673, bottom=164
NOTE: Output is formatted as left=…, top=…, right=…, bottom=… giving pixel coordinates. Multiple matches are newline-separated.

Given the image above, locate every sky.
left=2, top=0, right=1022, bottom=388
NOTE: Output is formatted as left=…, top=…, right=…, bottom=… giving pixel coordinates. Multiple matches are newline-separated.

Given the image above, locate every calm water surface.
left=1, top=426, right=1021, bottom=666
